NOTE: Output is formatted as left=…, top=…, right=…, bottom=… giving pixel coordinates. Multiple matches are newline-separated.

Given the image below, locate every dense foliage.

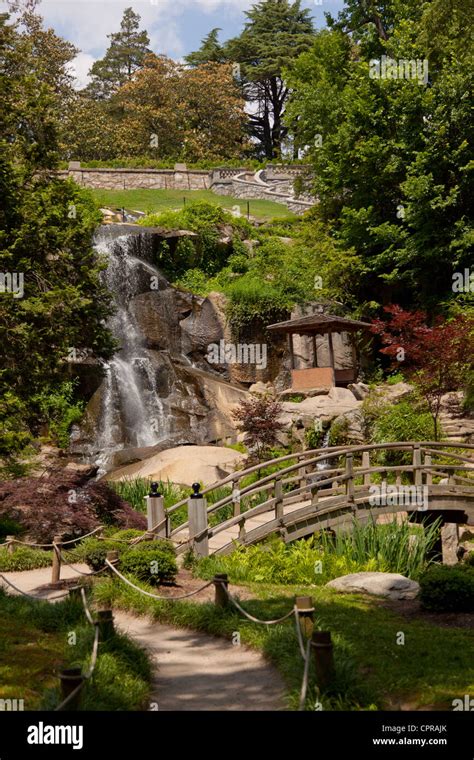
left=419, top=564, right=474, bottom=612
left=0, top=12, right=116, bottom=458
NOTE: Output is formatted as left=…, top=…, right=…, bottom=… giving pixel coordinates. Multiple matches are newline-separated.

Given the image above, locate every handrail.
left=165, top=441, right=473, bottom=539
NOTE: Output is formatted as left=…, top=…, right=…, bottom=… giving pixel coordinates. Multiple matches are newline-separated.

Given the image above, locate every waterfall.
left=92, top=228, right=168, bottom=470
left=316, top=429, right=331, bottom=471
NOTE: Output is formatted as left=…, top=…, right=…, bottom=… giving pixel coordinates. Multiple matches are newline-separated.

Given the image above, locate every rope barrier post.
left=6, top=536, right=15, bottom=555
left=146, top=482, right=166, bottom=539
left=311, top=631, right=334, bottom=690
left=188, top=483, right=209, bottom=557
left=213, top=574, right=229, bottom=608
left=58, top=667, right=84, bottom=711
left=97, top=609, right=115, bottom=641
left=295, top=595, right=314, bottom=638
left=51, top=535, right=62, bottom=584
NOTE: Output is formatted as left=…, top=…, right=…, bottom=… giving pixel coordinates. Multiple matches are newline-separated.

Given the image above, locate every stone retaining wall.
left=61, top=162, right=315, bottom=214
left=61, top=166, right=210, bottom=191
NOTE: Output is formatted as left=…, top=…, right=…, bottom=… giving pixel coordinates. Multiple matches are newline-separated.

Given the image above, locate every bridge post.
left=424, top=454, right=432, bottom=485
left=413, top=444, right=422, bottom=487
left=188, top=483, right=209, bottom=557
left=146, top=482, right=166, bottom=539
left=345, top=454, right=355, bottom=503
left=275, top=480, right=283, bottom=520
left=362, top=451, right=371, bottom=486
left=232, top=478, right=241, bottom=517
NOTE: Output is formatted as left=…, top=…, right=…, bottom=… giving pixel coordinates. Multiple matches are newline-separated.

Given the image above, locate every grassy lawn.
left=92, top=575, right=474, bottom=711
left=90, top=188, right=295, bottom=221
left=0, top=589, right=151, bottom=711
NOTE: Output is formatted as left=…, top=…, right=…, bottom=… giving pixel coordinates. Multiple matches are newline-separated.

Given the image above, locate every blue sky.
left=1, top=0, right=345, bottom=86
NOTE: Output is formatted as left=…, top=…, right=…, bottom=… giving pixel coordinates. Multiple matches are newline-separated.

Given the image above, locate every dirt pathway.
left=0, top=567, right=287, bottom=711
left=115, top=611, right=286, bottom=711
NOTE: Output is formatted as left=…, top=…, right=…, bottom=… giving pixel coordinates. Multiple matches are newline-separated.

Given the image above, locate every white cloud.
left=68, top=51, right=96, bottom=88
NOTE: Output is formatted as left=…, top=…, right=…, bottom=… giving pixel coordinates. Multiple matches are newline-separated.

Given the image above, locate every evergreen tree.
left=86, top=7, right=150, bottom=99
left=185, top=28, right=225, bottom=66
left=225, top=0, right=314, bottom=159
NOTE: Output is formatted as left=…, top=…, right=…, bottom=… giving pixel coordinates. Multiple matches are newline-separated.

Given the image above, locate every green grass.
left=0, top=589, right=151, bottom=710
left=91, top=574, right=474, bottom=711
left=0, top=546, right=53, bottom=571
left=91, top=188, right=295, bottom=221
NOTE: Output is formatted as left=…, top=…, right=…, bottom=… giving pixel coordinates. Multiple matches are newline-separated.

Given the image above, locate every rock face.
left=326, top=572, right=420, bottom=600
left=105, top=445, right=245, bottom=487
left=71, top=227, right=248, bottom=471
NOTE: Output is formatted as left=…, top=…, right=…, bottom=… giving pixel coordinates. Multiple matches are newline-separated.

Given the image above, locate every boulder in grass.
left=326, top=572, right=419, bottom=600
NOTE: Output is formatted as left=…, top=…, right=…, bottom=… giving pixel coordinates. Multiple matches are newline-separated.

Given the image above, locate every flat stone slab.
left=326, top=572, right=419, bottom=600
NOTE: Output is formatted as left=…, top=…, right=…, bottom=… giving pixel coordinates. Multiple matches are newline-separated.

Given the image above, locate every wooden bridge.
left=150, top=442, right=474, bottom=556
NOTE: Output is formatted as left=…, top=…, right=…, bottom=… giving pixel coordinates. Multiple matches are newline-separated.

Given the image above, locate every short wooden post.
left=145, top=482, right=166, bottom=538
left=345, top=454, right=355, bottom=503
left=51, top=535, right=62, bottom=584
left=274, top=479, right=283, bottom=520
left=311, top=630, right=335, bottom=690
left=6, top=535, right=15, bottom=555
left=424, top=454, right=432, bottom=486
left=188, top=483, right=209, bottom=558
left=296, top=595, right=314, bottom=638
left=58, top=667, right=84, bottom=711
left=362, top=451, right=371, bottom=487
left=97, top=609, right=115, bottom=641
left=413, top=444, right=422, bottom=487
left=213, top=573, right=229, bottom=608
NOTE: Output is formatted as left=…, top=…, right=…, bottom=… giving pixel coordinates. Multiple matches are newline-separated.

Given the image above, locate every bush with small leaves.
left=419, top=564, right=474, bottom=612
left=120, top=541, right=177, bottom=586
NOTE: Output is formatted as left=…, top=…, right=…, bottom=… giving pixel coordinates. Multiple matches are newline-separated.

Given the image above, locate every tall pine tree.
left=225, top=0, right=314, bottom=159
left=86, top=7, right=150, bottom=99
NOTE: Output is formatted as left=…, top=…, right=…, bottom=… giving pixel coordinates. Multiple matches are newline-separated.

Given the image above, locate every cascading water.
left=93, top=228, right=168, bottom=470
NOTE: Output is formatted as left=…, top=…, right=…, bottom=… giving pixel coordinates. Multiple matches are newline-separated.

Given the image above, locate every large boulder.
left=105, top=444, right=246, bottom=487
left=326, top=572, right=419, bottom=600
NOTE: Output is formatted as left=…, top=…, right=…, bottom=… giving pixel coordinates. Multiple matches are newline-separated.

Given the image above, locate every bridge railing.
left=144, top=442, right=474, bottom=553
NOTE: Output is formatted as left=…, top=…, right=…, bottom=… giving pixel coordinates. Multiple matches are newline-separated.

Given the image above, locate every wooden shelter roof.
left=267, top=313, right=371, bottom=336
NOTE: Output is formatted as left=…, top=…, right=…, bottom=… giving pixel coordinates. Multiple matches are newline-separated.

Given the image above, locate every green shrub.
left=0, top=546, right=53, bottom=571
left=33, top=380, right=85, bottom=448
left=80, top=538, right=127, bottom=571
left=465, top=552, right=474, bottom=567
left=0, top=516, right=23, bottom=541
left=419, top=564, right=474, bottom=612
left=110, top=529, right=145, bottom=542
left=120, top=542, right=177, bottom=586
left=328, top=418, right=350, bottom=447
